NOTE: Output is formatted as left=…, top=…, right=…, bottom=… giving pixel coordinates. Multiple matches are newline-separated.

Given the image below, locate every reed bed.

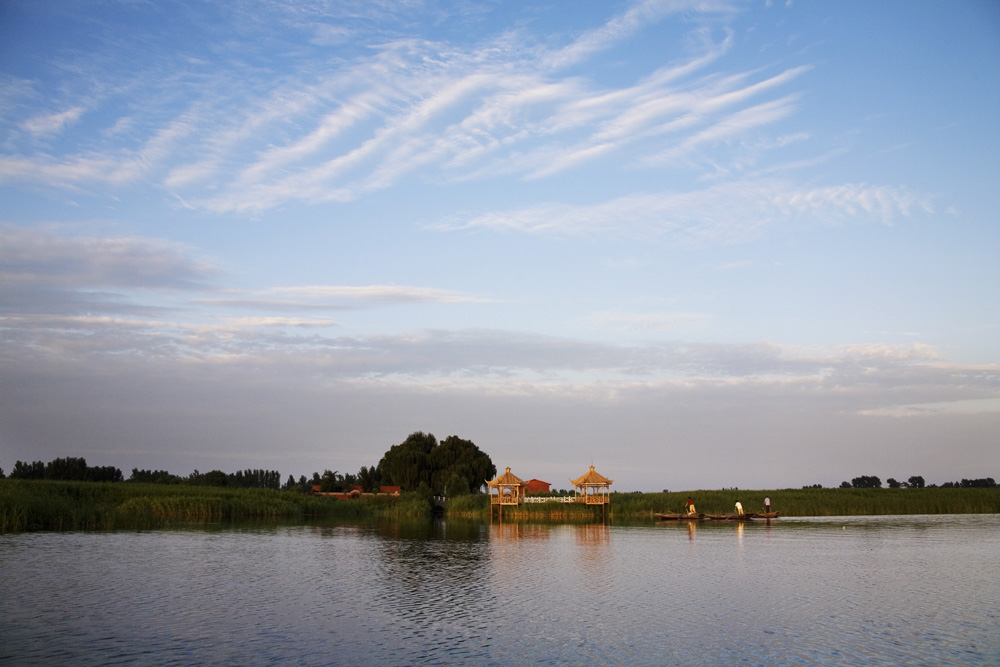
left=612, top=487, right=1000, bottom=518
left=0, top=480, right=432, bottom=533
left=446, top=487, right=1000, bottom=521
left=3, top=481, right=996, bottom=532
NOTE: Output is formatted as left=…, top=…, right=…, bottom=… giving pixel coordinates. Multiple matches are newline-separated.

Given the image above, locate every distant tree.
left=886, top=478, right=901, bottom=488
left=376, top=432, right=496, bottom=495
left=960, top=478, right=996, bottom=488
left=85, top=465, right=124, bottom=483
left=298, top=475, right=309, bottom=492
left=12, top=460, right=45, bottom=479
left=444, top=472, right=471, bottom=498
left=204, top=470, right=228, bottom=487
left=377, top=431, right=437, bottom=491
left=44, top=457, right=88, bottom=481
left=0, top=461, right=4, bottom=478
left=128, top=468, right=182, bottom=484
left=851, top=476, right=881, bottom=489
left=908, top=475, right=926, bottom=489
left=839, top=481, right=852, bottom=489
left=802, top=484, right=823, bottom=489
left=427, top=435, right=496, bottom=495
left=319, top=469, right=342, bottom=492
left=357, top=465, right=381, bottom=492
left=228, top=469, right=280, bottom=489
left=283, top=475, right=297, bottom=491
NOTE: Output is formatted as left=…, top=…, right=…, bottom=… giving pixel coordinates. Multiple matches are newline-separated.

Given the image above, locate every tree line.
left=6, top=457, right=125, bottom=483
left=3, top=450, right=992, bottom=495
left=835, top=475, right=996, bottom=489
left=0, top=431, right=497, bottom=498
left=3, top=458, right=284, bottom=490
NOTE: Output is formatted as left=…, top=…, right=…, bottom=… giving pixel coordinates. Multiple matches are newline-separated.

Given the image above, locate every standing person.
left=686, top=497, right=696, bottom=515
left=735, top=501, right=743, bottom=516
left=764, top=497, right=771, bottom=514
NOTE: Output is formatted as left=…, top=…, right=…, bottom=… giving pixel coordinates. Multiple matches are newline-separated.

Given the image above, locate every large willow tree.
left=377, top=432, right=496, bottom=495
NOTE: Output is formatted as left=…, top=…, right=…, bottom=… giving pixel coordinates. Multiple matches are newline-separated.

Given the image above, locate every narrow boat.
left=748, top=512, right=780, bottom=519
left=704, top=513, right=754, bottom=521
left=655, top=512, right=704, bottom=521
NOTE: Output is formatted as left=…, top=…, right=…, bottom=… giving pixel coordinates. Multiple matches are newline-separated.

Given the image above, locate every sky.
left=1, top=0, right=998, bottom=491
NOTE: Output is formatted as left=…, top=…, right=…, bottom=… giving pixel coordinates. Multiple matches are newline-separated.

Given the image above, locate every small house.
left=525, top=479, right=551, bottom=494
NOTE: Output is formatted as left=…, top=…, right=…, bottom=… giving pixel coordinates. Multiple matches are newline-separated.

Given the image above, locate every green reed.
left=0, top=480, right=433, bottom=533
left=445, top=487, right=1000, bottom=521
left=609, top=487, right=1000, bottom=518
left=4, top=481, right=995, bottom=532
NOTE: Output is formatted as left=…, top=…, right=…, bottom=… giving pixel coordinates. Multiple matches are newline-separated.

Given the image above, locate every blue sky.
left=1, top=0, right=998, bottom=490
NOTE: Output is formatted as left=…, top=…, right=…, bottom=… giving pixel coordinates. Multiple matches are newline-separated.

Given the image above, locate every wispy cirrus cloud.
left=542, top=0, right=736, bottom=70
left=199, top=284, right=496, bottom=311
left=438, top=179, right=934, bottom=240
left=21, top=106, right=85, bottom=136
left=0, top=0, right=816, bottom=216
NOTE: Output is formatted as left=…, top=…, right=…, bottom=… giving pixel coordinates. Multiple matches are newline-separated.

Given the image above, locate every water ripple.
left=1, top=516, right=997, bottom=665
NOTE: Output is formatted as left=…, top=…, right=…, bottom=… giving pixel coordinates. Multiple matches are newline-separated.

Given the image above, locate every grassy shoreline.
left=2, top=480, right=998, bottom=533
left=0, top=479, right=431, bottom=533
left=447, top=487, right=1000, bottom=520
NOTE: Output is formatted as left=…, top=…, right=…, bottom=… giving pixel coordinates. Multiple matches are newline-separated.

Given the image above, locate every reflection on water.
left=1, top=515, right=997, bottom=665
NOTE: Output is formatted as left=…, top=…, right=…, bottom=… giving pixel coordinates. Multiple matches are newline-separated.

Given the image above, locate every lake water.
left=1, top=515, right=997, bottom=666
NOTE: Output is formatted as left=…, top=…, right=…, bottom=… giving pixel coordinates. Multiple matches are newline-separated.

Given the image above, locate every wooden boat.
left=704, top=513, right=754, bottom=521
left=655, top=512, right=704, bottom=521
left=749, top=512, right=780, bottom=519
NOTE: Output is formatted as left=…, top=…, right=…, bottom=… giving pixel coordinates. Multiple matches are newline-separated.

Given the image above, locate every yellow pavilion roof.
left=570, top=465, right=614, bottom=486
left=487, top=467, right=525, bottom=487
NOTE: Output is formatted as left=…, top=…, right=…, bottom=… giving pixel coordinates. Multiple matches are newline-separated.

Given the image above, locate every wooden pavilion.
left=487, top=467, right=526, bottom=520
left=570, top=465, right=614, bottom=506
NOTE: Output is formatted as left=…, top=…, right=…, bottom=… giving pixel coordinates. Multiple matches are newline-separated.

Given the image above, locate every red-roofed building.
left=525, top=479, right=550, bottom=494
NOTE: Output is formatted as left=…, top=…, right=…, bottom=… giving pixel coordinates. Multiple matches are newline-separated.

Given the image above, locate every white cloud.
left=0, top=226, right=218, bottom=291
left=196, top=285, right=496, bottom=312
left=440, top=179, right=933, bottom=240
left=0, top=0, right=812, bottom=215
left=860, top=396, right=1000, bottom=417
left=543, top=0, right=735, bottom=70
left=22, top=107, right=85, bottom=136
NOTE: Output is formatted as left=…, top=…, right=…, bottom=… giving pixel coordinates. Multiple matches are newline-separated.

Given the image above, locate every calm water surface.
left=1, top=515, right=997, bottom=666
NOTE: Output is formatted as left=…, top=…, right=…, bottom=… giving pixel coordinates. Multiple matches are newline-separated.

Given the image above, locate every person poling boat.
left=686, top=497, right=697, bottom=515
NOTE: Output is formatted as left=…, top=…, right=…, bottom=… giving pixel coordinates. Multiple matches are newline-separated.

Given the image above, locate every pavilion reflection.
left=490, top=521, right=553, bottom=540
